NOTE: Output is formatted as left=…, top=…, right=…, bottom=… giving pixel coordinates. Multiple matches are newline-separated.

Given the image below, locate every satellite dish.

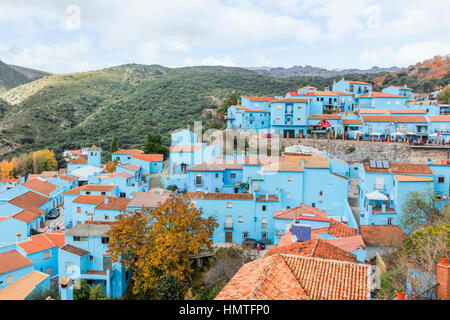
left=291, top=235, right=298, bottom=243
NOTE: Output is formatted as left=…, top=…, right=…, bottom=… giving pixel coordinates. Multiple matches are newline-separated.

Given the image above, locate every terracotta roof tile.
left=232, top=105, right=270, bottom=113
left=0, top=270, right=49, bottom=300
left=118, top=164, right=140, bottom=172
left=428, top=115, right=450, bottom=122
left=22, top=179, right=58, bottom=196
left=44, top=232, right=65, bottom=247
left=186, top=192, right=253, bottom=200
left=328, top=220, right=358, bottom=238
left=13, top=210, right=40, bottom=223
left=362, top=115, right=397, bottom=122
left=132, top=153, right=163, bottom=162
left=261, top=161, right=303, bottom=172
left=359, top=225, right=406, bottom=247
left=8, top=191, right=49, bottom=214
left=96, top=197, right=131, bottom=211
left=216, top=254, right=369, bottom=300
left=303, top=159, right=329, bottom=169
left=263, top=239, right=358, bottom=263
left=18, top=233, right=64, bottom=254
left=256, top=194, right=279, bottom=202
left=0, top=250, right=33, bottom=274
left=112, top=149, right=143, bottom=155
left=346, top=80, right=372, bottom=85
left=72, top=195, right=107, bottom=205
left=68, top=154, right=88, bottom=165
left=397, top=116, right=427, bottom=123
left=273, top=204, right=328, bottom=221
left=60, top=244, right=89, bottom=257
left=359, top=92, right=404, bottom=98
left=128, top=191, right=172, bottom=208
left=244, top=156, right=280, bottom=166
left=82, top=185, right=116, bottom=191
left=359, top=109, right=389, bottom=114
left=326, top=235, right=366, bottom=252
left=273, top=98, right=310, bottom=103
left=362, top=162, right=433, bottom=175
left=62, top=186, right=85, bottom=195
left=117, top=172, right=134, bottom=179
left=242, top=96, right=276, bottom=101
left=394, top=174, right=434, bottom=182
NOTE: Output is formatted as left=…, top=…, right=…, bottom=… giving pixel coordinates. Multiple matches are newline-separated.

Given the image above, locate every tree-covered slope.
left=0, top=60, right=31, bottom=93
left=0, top=63, right=388, bottom=159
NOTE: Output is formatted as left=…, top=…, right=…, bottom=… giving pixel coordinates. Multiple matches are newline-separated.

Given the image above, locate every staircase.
left=149, top=173, right=164, bottom=189
left=348, top=178, right=361, bottom=226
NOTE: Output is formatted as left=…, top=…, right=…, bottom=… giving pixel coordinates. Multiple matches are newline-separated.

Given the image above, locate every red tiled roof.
left=232, top=105, right=270, bottom=113
left=309, top=114, right=342, bottom=119
left=132, top=153, right=163, bottom=162
left=96, top=197, right=131, bottom=211
left=326, top=235, right=366, bottom=252
left=88, top=145, right=102, bottom=151
left=112, top=149, right=143, bottom=155
left=13, top=210, right=40, bottom=223
left=242, top=96, right=276, bottom=101
left=359, top=225, right=406, bottom=247
left=117, top=172, right=134, bottom=179
left=22, top=179, right=58, bottom=196
left=342, top=119, right=363, bottom=125
left=391, top=85, right=413, bottom=90
left=170, top=145, right=204, bottom=152
left=186, top=192, right=253, bottom=200
left=388, top=110, right=426, bottom=114
left=0, top=250, right=33, bottom=274
left=68, top=155, right=88, bottom=165
left=8, top=191, right=49, bottom=214
left=397, top=116, right=427, bottom=123
left=273, top=98, right=310, bottom=103
left=264, top=239, right=358, bottom=262
left=18, top=232, right=64, bottom=254
left=331, top=173, right=349, bottom=180
left=118, top=164, right=140, bottom=172
left=307, top=90, right=352, bottom=96
left=362, top=115, right=397, bottom=122
left=362, top=162, right=433, bottom=175
left=244, top=155, right=280, bottom=166
left=72, top=195, right=107, bottom=205
left=273, top=204, right=328, bottom=221
left=346, top=80, right=372, bottom=85
left=60, top=244, right=89, bottom=257
left=359, top=92, right=406, bottom=98
left=215, top=254, right=369, bottom=300
left=428, top=115, right=450, bottom=122
left=327, top=220, right=358, bottom=238
left=62, top=186, right=85, bottom=195
left=82, top=185, right=116, bottom=191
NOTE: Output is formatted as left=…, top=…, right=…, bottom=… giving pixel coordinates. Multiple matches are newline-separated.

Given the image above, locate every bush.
left=154, top=274, right=188, bottom=300
left=167, top=185, right=179, bottom=193
left=195, top=283, right=223, bottom=300
left=74, top=279, right=91, bottom=300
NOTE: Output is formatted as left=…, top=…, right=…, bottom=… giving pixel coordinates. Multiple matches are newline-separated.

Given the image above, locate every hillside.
left=1, top=64, right=361, bottom=159
left=248, top=65, right=400, bottom=78
left=0, top=60, right=30, bottom=93
left=7, top=64, right=50, bottom=81
left=372, top=55, right=450, bottom=92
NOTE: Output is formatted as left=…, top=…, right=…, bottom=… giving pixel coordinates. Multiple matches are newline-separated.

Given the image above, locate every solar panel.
left=382, top=160, right=390, bottom=169
left=370, top=160, right=376, bottom=168
left=376, top=160, right=383, bottom=168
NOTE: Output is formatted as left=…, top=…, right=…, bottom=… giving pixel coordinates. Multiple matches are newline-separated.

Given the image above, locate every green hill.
left=0, top=63, right=388, bottom=160
left=0, top=60, right=31, bottom=93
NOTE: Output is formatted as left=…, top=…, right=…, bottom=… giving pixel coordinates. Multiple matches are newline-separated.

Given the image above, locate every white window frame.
left=226, top=202, right=232, bottom=208
left=43, top=250, right=51, bottom=260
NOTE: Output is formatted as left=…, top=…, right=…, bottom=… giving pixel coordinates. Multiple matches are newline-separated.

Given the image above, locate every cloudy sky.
left=0, top=0, right=449, bottom=73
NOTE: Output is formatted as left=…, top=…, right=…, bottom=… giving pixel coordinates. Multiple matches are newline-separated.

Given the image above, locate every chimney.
left=16, top=232, right=21, bottom=242
left=104, top=196, right=109, bottom=204
left=437, top=257, right=449, bottom=300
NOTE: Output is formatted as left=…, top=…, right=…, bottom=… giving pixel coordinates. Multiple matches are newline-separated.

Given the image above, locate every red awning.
left=316, top=120, right=331, bottom=128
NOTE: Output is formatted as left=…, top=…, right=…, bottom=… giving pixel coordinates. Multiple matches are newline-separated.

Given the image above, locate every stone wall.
left=281, top=138, right=450, bottom=164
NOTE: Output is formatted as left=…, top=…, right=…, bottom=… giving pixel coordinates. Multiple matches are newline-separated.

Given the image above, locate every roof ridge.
left=279, top=254, right=310, bottom=299
left=249, top=254, right=285, bottom=300
left=310, top=239, right=320, bottom=257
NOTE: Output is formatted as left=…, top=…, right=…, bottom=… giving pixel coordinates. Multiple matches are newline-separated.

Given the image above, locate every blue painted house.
left=382, top=85, right=413, bottom=100
left=332, top=78, right=373, bottom=98
left=58, top=222, right=130, bottom=299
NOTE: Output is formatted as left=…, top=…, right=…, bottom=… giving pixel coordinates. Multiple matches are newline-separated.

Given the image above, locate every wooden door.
left=225, top=232, right=233, bottom=243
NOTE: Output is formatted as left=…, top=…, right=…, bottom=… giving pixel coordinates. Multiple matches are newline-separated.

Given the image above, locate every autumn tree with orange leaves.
left=107, top=195, right=217, bottom=296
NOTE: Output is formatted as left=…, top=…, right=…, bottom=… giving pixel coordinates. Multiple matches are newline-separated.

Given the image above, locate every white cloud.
left=0, top=37, right=93, bottom=73
left=200, top=56, right=235, bottom=67
left=359, top=41, right=450, bottom=68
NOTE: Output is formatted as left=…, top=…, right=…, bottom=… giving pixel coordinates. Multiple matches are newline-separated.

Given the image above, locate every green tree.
left=143, top=133, right=169, bottom=157
left=30, top=288, right=60, bottom=300
left=89, top=284, right=107, bottom=300
left=154, top=274, right=188, bottom=300
left=219, top=90, right=240, bottom=115
left=400, top=189, right=442, bottom=233
left=438, top=86, right=450, bottom=104
left=74, top=279, right=91, bottom=300
left=110, top=136, right=119, bottom=154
